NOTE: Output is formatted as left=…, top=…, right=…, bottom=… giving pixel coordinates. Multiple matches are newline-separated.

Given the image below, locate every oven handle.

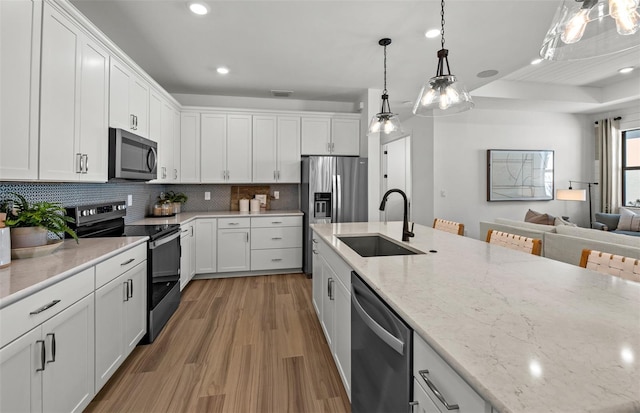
left=149, top=231, right=180, bottom=249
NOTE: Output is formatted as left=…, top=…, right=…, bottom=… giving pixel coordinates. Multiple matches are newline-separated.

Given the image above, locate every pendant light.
left=368, top=38, right=404, bottom=138
left=413, top=0, right=473, bottom=117
left=540, top=0, right=640, bottom=61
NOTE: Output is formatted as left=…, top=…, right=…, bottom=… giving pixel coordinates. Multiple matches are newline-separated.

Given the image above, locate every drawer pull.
left=30, top=299, right=61, bottom=315
left=312, top=249, right=318, bottom=255
left=271, top=237, right=282, bottom=240
left=36, top=340, right=46, bottom=372
left=312, top=238, right=318, bottom=244
left=271, top=258, right=283, bottom=262
left=418, top=370, right=459, bottom=410
left=120, top=258, right=135, bottom=266
left=409, top=401, right=419, bottom=412
left=228, top=222, right=240, bottom=226
left=46, top=333, right=56, bottom=363
left=272, top=221, right=283, bottom=224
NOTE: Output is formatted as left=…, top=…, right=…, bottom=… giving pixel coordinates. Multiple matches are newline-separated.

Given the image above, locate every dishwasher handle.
left=351, top=284, right=405, bottom=355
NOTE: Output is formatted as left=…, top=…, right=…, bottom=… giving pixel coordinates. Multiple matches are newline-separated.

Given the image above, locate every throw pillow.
left=618, top=208, right=640, bottom=232
left=525, top=209, right=555, bottom=225
left=554, top=216, right=577, bottom=227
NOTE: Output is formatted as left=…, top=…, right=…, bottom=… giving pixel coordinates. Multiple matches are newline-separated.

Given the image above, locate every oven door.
left=149, top=231, right=181, bottom=309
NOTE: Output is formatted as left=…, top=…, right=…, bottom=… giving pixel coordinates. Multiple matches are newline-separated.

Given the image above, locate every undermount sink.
left=337, top=235, right=424, bottom=257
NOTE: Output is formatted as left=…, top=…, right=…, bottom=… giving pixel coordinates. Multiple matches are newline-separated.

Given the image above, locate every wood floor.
left=85, top=273, right=351, bottom=413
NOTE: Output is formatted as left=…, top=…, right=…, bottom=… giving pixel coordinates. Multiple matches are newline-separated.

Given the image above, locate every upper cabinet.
left=149, top=89, right=180, bottom=183
left=39, top=1, right=109, bottom=182
left=109, top=57, right=149, bottom=138
left=180, top=112, right=201, bottom=183
left=201, top=113, right=252, bottom=183
left=253, top=116, right=301, bottom=183
left=0, top=0, right=41, bottom=181
left=301, top=115, right=360, bottom=156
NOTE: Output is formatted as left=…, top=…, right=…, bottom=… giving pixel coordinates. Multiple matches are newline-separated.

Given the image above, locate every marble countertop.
left=130, top=209, right=303, bottom=226
left=311, top=221, right=640, bottom=413
left=0, top=237, right=148, bottom=308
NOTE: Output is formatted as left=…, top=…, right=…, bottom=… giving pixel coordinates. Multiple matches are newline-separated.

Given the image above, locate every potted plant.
left=165, top=191, right=188, bottom=214
left=3, top=193, right=78, bottom=248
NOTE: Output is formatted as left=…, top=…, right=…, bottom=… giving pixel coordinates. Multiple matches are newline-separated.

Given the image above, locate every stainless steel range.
left=66, top=201, right=181, bottom=343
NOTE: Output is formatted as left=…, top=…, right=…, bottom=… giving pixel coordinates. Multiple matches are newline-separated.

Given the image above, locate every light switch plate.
left=127, top=194, right=133, bottom=206
left=205, top=191, right=211, bottom=200
left=274, top=191, right=280, bottom=199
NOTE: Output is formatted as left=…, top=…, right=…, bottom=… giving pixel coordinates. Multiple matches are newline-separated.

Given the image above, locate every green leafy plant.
left=3, top=193, right=78, bottom=242
left=162, top=191, right=188, bottom=204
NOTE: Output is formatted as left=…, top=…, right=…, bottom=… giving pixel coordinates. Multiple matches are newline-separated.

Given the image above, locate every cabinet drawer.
left=413, top=333, right=488, bottom=413
left=218, top=217, right=250, bottom=229
left=251, top=227, right=302, bottom=249
left=251, top=248, right=302, bottom=271
left=0, top=267, right=94, bottom=348
left=316, top=237, right=352, bottom=288
left=250, top=216, right=302, bottom=228
left=95, top=243, right=147, bottom=288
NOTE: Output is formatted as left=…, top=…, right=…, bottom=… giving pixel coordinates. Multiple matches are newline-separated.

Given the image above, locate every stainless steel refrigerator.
left=301, top=156, right=368, bottom=274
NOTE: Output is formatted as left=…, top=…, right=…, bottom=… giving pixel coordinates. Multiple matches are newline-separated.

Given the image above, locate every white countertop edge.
left=130, top=210, right=303, bottom=226
left=0, top=237, right=148, bottom=309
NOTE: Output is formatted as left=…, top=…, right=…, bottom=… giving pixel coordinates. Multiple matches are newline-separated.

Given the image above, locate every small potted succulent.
left=164, top=191, right=188, bottom=214
left=2, top=193, right=78, bottom=248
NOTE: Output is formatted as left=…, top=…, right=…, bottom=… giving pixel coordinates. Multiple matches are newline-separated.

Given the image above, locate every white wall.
left=403, top=116, right=435, bottom=227
left=432, top=109, right=592, bottom=239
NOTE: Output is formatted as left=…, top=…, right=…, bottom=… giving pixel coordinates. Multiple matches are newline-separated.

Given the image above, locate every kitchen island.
left=312, top=221, right=640, bottom=413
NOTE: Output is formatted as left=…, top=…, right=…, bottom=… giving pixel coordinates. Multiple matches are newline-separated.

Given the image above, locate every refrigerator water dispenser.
left=314, top=192, right=331, bottom=218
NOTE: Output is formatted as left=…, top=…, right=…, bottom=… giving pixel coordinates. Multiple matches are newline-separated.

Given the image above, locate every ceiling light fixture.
left=188, top=1, right=209, bottom=16
left=540, top=0, right=640, bottom=61
left=368, top=38, right=404, bottom=138
left=413, top=0, right=474, bottom=117
left=216, top=67, right=229, bottom=75
left=619, top=66, right=635, bottom=73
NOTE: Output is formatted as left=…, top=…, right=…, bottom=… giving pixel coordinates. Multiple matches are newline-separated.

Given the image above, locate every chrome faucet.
left=379, top=189, right=414, bottom=241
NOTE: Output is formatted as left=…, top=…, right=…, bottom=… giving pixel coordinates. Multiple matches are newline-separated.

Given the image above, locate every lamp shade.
left=368, top=113, right=405, bottom=139
left=413, top=75, right=474, bottom=117
left=556, top=188, right=587, bottom=201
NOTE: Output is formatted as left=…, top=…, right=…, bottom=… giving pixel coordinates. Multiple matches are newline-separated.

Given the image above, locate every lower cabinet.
left=180, top=222, right=196, bottom=290
left=0, top=293, right=95, bottom=413
left=195, top=218, right=217, bottom=274
left=412, top=377, right=441, bottom=413
left=217, top=228, right=251, bottom=272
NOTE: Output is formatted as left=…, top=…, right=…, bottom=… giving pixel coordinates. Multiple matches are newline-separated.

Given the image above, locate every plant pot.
left=172, top=202, right=181, bottom=214
left=10, top=227, right=48, bottom=249
left=0, top=212, right=6, bottom=228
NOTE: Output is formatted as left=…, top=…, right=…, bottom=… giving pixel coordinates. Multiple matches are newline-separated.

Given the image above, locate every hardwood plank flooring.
left=85, top=273, right=351, bottom=413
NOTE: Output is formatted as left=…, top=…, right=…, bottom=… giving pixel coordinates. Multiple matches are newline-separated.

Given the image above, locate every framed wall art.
left=487, top=149, right=554, bottom=201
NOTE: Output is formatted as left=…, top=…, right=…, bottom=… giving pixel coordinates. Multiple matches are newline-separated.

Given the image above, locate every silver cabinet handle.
left=312, top=249, right=318, bottom=255
left=128, top=279, right=133, bottom=299
left=36, top=340, right=46, bottom=372
left=162, top=166, right=167, bottom=179
left=277, top=170, right=280, bottom=180
left=228, top=222, right=240, bottom=226
left=329, top=279, right=335, bottom=300
left=82, top=154, right=89, bottom=173
left=327, top=277, right=332, bottom=298
left=273, top=170, right=276, bottom=180
left=246, top=232, right=249, bottom=242
left=121, top=258, right=135, bottom=266
left=123, top=281, right=129, bottom=302
left=272, top=221, right=283, bottom=224
left=30, top=300, right=61, bottom=315
left=409, top=401, right=419, bottom=413
left=182, top=229, right=189, bottom=234
left=271, top=237, right=282, bottom=240
left=76, top=153, right=83, bottom=173
left=327, top=142, right=331, bottom=153
left=418, top=370, right=459, bottom=410
left=174, top=169, right=178, bottom=180
left=130, top=114, right=136, bottom=130
left=227, top=170, right=230, bottom=180
left=46, top=333, right=56, bottom=363
left=312, top=238, right=318, bottom=244
left=271, top=258, right=282, bottom=262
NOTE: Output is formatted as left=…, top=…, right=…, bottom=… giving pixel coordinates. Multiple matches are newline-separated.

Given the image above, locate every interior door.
left=382, top=137, right=412, bottom=222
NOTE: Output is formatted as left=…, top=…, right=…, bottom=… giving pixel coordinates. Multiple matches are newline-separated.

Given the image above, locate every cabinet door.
left=200, top=113, right=226, bottom=182
left=180, top=112, right=201, bottom=183
left=252, top=115, right=277, bottom=183
left=333, top=278, right=351, bottom=398
left=311, top=236, right=322, bottom=317
left=109, top=59, right=131, bottom=130
left=217, top=229, right=251, bottom=272
left=226, top=114, right=252, bottom=183
left=160, top=101, right=175, bottom=182
left=189, top=225, right=196, bottom=281
left=41, top=294, right=95, bottom=413
left=129, top=77, right=149, bottom=138
left=320, top=256, right=336, bottom=349
left=180, top=230, right=190, bottom=290
left=172, top=108, right=181, bottom=181
left=78, top=36, right=109, bottom=182
left=149, top=91, right=162, bottom=144
left=301, top=117, right=331, bottom=155
left=412, top=378, right=442, bottom=413
left=123, top=262, right=147, bottom=355
left=94, top=273, right=126, bottom=392
left=277, top=116, right=301, bottom=183
left=39, top=3, right=80, bottom=181
left=0, top=327, right=42, bottom=413
left=331, top=118, right=360, bottom=156
left=195, top=218, right=217, bottom=273
left=0, top=0, right=41, bottom=180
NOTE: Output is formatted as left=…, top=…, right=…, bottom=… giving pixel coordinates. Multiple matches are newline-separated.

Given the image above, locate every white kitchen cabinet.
left=39, top=2, right=109, bottom=182
left=312, top=235, right=323, bottom=317
left=0, top=284, right=95, bottom=413
left=195, top=218, right=217, bottom=274
left=180, top=222, right=196, bottom=290
left=252, top=116, right=301, bottom=183
left=333, top=277, right=351, bottom=396
left=412, top=377, right=442, bottom=413
left=250, top=216, right=302, bottom=271
left=217, top=228, right=251, bottom=273
left=301, top=115, right=360, bottom=156
left=180, top=112, right=201, bottom=183
left=0, top=0, right=41, bottom=181
left=95, top=250, right=147, bottom=392
left=172, top=108, right=181, bottom=182
left=201, top=113, right=252, bottom=183
left=150, top=90, right=179, bottom=182
left=109, top=57, right=149, bottom=138
left=320, top=255, right=336, bottom=349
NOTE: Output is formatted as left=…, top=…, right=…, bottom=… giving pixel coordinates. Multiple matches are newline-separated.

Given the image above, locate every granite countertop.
left=0, top=237, right=148, bottom=308
left=130, top=209, right=303, bottom=226
left=311, top=221, right=640, bottom=413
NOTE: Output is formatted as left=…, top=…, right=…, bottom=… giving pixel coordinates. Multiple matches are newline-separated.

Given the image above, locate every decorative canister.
left=0, top=228, right=11, bottom=268
left=250, top=199, right=261, bottom=212
left=239, top=199, right=249, bottom=212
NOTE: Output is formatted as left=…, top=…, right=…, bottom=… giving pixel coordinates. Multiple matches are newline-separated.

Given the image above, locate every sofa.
left=479, top=218, right=640, bottom=266
left=593, top=210, right=640, bottom=237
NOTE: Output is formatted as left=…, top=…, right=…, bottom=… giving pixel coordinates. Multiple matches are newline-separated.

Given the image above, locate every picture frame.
left=487, top=149, right=554, bottom=201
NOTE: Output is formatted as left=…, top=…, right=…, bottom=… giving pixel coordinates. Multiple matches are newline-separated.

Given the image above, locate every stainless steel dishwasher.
left=351, top=271, right=412, bottom=413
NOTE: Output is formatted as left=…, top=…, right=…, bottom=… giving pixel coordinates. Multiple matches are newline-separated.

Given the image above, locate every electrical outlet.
left=274, top=191, right=279, bottom=199
left=204, top=191, right=211, bottom=200
left=127, top=194, right=133, bottom=206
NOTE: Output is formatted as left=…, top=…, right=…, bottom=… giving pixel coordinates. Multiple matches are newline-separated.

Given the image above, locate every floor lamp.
left=556, top=181, right=599, bottom=227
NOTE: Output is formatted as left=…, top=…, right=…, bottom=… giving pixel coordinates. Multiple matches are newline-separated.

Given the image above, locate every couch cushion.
left=544, top=232, right=640, bottom=266
left=495, top=218, right=557, bottom=232
left=525, top=209, right=555, bottom=225
left=595, top=212, right=620, bottom=231
left=554, top=216, right=577, bottom=227
left=555, top=224, right=640, bottom=248
left=618, top=208, right=640, bottom=232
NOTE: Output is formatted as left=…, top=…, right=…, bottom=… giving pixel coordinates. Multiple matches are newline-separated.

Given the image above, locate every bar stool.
left=579, top=249, right=640, bottom=282
left=485, top=229, right=542, bottom=256
left=432, top=218, right=464, bottom=236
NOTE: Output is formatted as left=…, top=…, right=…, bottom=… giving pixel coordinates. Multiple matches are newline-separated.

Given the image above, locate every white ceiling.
left=70, top=0, right=640, bottom=114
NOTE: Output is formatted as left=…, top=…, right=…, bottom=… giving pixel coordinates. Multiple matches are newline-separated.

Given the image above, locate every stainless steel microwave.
left=108, top=128, right=157, bottom=181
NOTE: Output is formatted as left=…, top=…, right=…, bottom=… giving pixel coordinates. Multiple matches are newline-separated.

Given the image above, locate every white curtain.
left=596, top=118, right=621, bottom=213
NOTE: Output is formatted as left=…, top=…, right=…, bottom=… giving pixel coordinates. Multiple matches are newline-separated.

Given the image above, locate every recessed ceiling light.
left=216, top=67, right=229, bottom=75
left=425, top=29, right=440, bottom=39
left=619, top=67, right=634, bottom=74
left=188, top=2, right=209, bottom=15
left=530, top=58, right=543, bottom=65
left=477, top=69, right=499, bottom=78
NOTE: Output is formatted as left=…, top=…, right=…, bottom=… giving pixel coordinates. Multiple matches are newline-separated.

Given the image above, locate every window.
left=622, top=128, right=640, bottom=207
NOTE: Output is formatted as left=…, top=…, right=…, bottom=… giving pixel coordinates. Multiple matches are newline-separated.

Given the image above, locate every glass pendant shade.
left=540, top=0, right=640, bottom=61
left=368, top=111, right=404, bottom=138
left=413, top=75, right=474, bottom=117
